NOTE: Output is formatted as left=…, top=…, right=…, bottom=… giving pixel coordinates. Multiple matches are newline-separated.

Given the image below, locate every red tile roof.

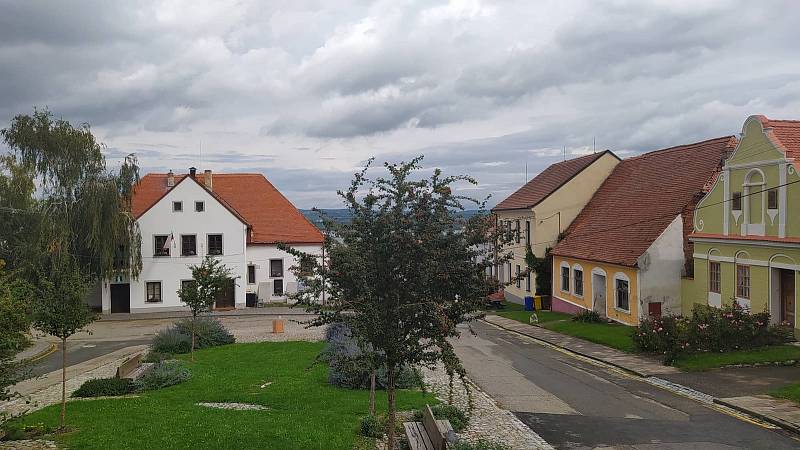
left=492, top=150, right=618, bottom=211
left=756, top=116, right=800, bottom=160
left=131, top=173, right=323, bottom=245
left=552, top=136, right=738, bottom=267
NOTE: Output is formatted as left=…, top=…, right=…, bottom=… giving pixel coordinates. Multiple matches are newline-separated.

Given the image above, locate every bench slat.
left=404, top=422, right=434, bottom=450
left=422, top=405, right=447, bottom=450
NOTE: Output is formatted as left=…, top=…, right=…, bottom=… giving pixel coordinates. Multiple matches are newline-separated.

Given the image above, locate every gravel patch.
left=196, top=402, right=269, bottom=411
left=422, top=365, right=553, bottom=450
left=226, top=318, right=326, bottom=343
left=0, top=440, right=57, bottom=449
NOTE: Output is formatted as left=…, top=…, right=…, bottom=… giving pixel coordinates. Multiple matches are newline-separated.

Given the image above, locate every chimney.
left=203, top=169, right=213, bottom=191
left=189, top=167, right=197, bottom=178
left=166, top=170, right=175, bottom=188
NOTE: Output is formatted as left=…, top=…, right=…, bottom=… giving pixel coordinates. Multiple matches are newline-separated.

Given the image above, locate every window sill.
left=145, top=301, right=163, bottom=304
left=614, top=306, right=630, bottom=314
left=153, top=255, right=170, bottom=258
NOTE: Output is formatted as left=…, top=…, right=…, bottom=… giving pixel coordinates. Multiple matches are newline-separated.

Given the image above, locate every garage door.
left=214, top=279, right=236, bottom=309
left=111, top=284, right=131, bottom=313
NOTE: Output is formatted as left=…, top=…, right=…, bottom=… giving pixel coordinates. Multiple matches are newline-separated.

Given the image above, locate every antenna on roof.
left=525, top=151, right=528, bottom=181
left=593, top=136, right=596, bottom=153
left=563, top=145, right=566, bottom=161
left=199, top=140, right=203, bottom=172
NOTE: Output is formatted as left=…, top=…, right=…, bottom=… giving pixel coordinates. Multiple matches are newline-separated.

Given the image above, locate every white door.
left=592, top=273, right=607, bottom=318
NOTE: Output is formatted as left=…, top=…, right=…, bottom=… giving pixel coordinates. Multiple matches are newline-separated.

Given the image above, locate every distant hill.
left=301, top=209, right=484, bottom=229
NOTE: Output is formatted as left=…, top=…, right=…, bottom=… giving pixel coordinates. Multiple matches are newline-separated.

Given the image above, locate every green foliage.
left=134, top=360, right=191, bottom=391
left=359, top=414, right=384, bottom=438
left=1, top=422, right=53, bottom=441
left=71, top=378, right=136, bottom=398
left=174, top=317, right=235, bottom=349
left=572, top=309, right=602, bottom=323
left=451, top=440, right=511, bottom=450
left=674, top=345, right=800, bottom=371
left=524, top=245, right=552, bottom=296
left=412, top=404, right=468, bottom=432
left=150, top=328, right=193, bottom=355
left=0, top=261, right=32, bottom=402
left=771, top=382, right=800, bottom=405
left=30, top=257, right=96, bottom=340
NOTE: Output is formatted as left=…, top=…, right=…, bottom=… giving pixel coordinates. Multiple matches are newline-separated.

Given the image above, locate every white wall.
left=245, top=244, right=322, bottom=303
left=104, top=178, right=248, bottom=313
left=637, top=214, right=685, bottom=319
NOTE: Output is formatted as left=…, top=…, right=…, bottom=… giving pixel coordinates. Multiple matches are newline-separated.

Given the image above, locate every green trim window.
left=574, top=268, right=583, bottom=296
left=736, top=264, right=750, bottom=299
left=709, top=261, right=721, bottom=294
left=615, top=278, right=629, bottom=311
left=732, top=192, right=742, bottom=211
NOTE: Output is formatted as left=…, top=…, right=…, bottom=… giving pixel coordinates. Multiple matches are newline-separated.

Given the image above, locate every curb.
left=98, top=310, right=315, bottom=321
left=480, top=318, right=648, bottom=378
left=24, top=342, right=57, bottom=363
left=714, top=398, right=800, bottom=436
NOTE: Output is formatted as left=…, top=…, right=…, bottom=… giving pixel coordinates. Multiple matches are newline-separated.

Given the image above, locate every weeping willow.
left=0, top=109, right=142, bottom=280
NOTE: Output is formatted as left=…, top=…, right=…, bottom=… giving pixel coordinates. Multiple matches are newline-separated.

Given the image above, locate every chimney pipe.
left=203, top=169, right=213, bottom=191
left=189, top=167, right=197, bottom=178
left=167, top=170, right=175, bottom=188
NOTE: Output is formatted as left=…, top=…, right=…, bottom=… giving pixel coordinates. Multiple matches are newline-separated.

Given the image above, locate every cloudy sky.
left=1, top=0, right=799, bottom=208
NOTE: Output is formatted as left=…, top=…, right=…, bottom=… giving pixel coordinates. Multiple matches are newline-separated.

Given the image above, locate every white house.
left=101, top=167, right=324, bottom=314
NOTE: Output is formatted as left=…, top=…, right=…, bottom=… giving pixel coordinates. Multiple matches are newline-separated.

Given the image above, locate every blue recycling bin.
left=524, top=296, right=534, bottom=311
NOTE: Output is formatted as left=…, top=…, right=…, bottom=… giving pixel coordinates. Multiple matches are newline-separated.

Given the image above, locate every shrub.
left=71, top=377, right=136, bottom=398
left=573, top=309, right=602, bottom=323
left=150, top=328, right=192, bottom=355
left=174, top=317, right=235, bottom=349
left=412, top=404, right=468, bottom=432
left=451, top=440, right=511, bottom=450
left=1, top=422, right=53, bottom=441
left=134, top=360, right=191, bottom=391
left=360, top=414, right=384, bottom=438
left=323, top=323, right=424, bottom=390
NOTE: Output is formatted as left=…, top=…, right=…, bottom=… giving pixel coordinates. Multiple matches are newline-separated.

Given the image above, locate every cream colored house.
left=492, top=150, right=619, bottom=303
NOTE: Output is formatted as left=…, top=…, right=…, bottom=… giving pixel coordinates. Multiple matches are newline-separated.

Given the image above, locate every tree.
left=177, top=256, right=235, bottom=361
left=525, top=244, right=552, bottom=296
left=0, top=260, right=33, bottom=407
left=280, top=157, right=507, bottom=448
left=30, top=256, right=96, bottom=431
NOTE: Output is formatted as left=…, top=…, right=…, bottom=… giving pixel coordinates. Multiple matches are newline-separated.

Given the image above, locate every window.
left=154, top=235, right=170, bottom=257
left=615, top=278, right=629, bottom=311
left=709, top=261, right=721, bottom=294
left=270, top=259, right=284, bottom=278
left=732, top=192, right=742, bottom=211
left=561, top=266, right=570, bottom=292
left=113, top=245, right=127, bottom=270
left=525, top=271, right=531, bottom=292
left=273, top=279, right=284, bottom=296
left=181, top=280, right=196, bottom=291
left=507, top=262, right=512, bottom=283
left=207, top=234, right=223, bottom=256
left=181, top=235, right=197, bottom=256
left=574, top=269, right=583, bottom=296
left=146, top=281, right=162, bottom=303
left=247, top=265, right=256, bottom=284
left=515, top=220, right=520, bottom=244
left=195, top=201, right=205, bottom=212
left=173, top=201, right=183, bottom=212
left=736, top=264, right=750, bottom=299
left=768, top=189, right=778, bottom=210
left=525, top=221, right=530, bottom=244
left=516, top=265, right=521, bottom=289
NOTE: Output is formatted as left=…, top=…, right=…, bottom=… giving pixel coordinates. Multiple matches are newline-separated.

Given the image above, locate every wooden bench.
left=403, top=405, right=455, bottom=450
left=116, top=353, right=153, bottom=381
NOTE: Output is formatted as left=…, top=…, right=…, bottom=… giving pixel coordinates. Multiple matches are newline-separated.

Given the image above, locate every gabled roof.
left=131, top=172, right=323, bottom=245
left=755, top=115, right=800, bottom=160
left=552, top=136, right=737, bottom=267
left=492, top=150, right=618, bottom=212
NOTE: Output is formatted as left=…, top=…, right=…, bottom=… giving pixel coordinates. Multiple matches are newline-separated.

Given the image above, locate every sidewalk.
left=99, top=306, right=313, bottom=321
left=483, top=315, right=679, bottom=376
left=484, top=314, right=800, bottom=435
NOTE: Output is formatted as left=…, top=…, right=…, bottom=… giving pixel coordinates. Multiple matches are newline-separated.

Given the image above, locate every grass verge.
left=6, top=341, right=434, bottom=450
left=672, top=345, right=800, bottom=371
left=771, top=382, right=800, bottom=404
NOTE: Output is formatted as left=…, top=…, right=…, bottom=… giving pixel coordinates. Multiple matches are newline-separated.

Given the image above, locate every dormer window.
left=173, top=201, right=183, bottom=212
left=768, top=189, right=778, bottom=210
left=731, top=192, right=742, bottom=211
left=195, top=201, right=205, bottom=212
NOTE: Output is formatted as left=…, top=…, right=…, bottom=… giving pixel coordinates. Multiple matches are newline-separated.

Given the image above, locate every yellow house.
left=551, top=136, right=737, bottom=325
left=491, top=150, right=620, bottom=303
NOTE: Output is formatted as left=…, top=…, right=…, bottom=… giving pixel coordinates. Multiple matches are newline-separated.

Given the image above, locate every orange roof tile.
left=756, top=116, right=800, bottom=160
left=551, top=136, right=738, bottom=267
left=492, top=150, right=618, bottom=211
left=131, top=172, right=323, bottom=245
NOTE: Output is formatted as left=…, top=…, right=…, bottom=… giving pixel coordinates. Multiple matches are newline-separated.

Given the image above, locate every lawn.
left=672, top=345, right=800, bottom=371
left=8, top=342, right=435, bottom=450
left=490, top=304, right=636, bottom=353
left=771, top=382, right=800, bottom=405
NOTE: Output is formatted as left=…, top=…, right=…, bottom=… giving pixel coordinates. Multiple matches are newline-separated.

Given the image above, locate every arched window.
left=572, top=264, right=584, bottom=297
left=560, top=262, right=571, bottom=293
left=743, top=169, right=766, bottom=235
left=613, top=272, right=630, bottom=312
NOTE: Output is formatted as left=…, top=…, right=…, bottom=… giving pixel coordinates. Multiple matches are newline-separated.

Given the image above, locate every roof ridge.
left=624, top=135, right=735, bottom=161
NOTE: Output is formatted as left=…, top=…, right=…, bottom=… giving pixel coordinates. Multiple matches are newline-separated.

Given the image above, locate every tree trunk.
left=386, top=366, right=396, bottom=449
left=191, top=316, right=196, bottom=362
left=60, top=337, right=67, bottom=431
left=369, top=368, right=376, bottom=415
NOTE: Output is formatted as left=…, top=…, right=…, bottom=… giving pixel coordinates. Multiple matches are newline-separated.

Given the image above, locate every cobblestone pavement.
left=422, top=364, right=553, bottom=449
left=0, top=440, right=57, bottom=449
left=225, top=315, right=326, bottom=342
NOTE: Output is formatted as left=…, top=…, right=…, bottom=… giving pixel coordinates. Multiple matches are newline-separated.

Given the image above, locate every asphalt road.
left=28, top=338, right=152, bottom=377
left=455, top=321, right=800, bottom=449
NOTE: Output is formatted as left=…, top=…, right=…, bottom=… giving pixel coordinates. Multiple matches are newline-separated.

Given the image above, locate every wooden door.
left=780, top=269, right=795, bottom=325
left=214, top=279, right=236, bottom=309
left=110, top=284, right=130, bottom=313
left=648, top=302, right=662, bottom=318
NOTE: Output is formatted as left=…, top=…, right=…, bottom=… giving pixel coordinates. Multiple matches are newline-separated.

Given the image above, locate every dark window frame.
left=525, top=270, right=531, bottom=292
left=195, top=201, right=205, bottom=212
left=736, top=264, right=750, bottom=299
left=154, top=235, right=170, bottom=257
left=525, top=220, right=531, bottom=244
left=561, top=266, right=570, bottom=292
left=768, top=189, right=778, bottom=210
left=247, top=265, right=256, bottom=284
left=574, top=269, right=583, bottom=296
left=515, top=220, right=520, bottom=244
left=173, top=201, right=183, bottom=212
left=270, top=259, right=284, bottom=278
left=181, top=279, right=196, bottom=291
left=273, top=278, right=284, bottom=296
left=709, top=261, right=721, bottom=294
left=207, top=234, right=223, bottom=256
left=731, top=192, right=742, bottom=211
left=181, top=234, right=197, bottom=257
left=615, top=278, right=630, bottom=311
left=516, top=265, right=521, bottom=289
left=146, top=281, right=162, bottom=303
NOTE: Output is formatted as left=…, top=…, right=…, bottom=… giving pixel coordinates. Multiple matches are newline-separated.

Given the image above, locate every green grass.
left=540, top=320, right=636, bottom=352
left=672, top=345, right=800, bottom=371
left=8, top=342, right=434, bottom=450
left=771, top=382, right=800, bottom=404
